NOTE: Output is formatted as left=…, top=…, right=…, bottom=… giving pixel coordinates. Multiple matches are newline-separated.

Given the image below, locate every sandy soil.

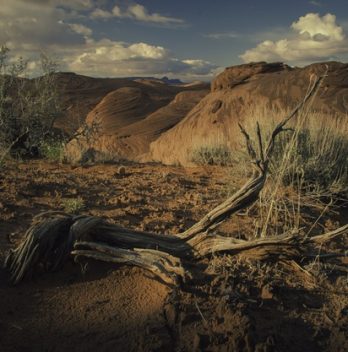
left=0, top=161, right=347, bottom=351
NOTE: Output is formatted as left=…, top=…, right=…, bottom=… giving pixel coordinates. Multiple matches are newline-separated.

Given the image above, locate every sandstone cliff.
left=149, top=62, right=348, bottom=165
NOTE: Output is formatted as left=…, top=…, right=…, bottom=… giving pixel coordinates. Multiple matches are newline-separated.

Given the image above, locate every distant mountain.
left=125, top=76, right=184, bottom=85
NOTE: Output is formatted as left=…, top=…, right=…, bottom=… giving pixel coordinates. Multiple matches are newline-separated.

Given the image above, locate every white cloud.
left=0, top=0, right=213, bottom=80
left=25, top=0, right=94, bottom=10
left=240, top=13, right=348, bottom=64
left=91, top=3, right=184, bottom=24
left=128, top=43, right=168, bottom=59
left=62, top=39, right=217, bottom=79
left=292, top=13, right=344, bottom=41
left=90, top=8, right=113, bottom=19
left=112, top=6, right=122, bottom=17
left=125, top=4, right=183, bottom=24
left=68, top=23, right=92, bottom=36
left=0, top=0, right=86, bottom=49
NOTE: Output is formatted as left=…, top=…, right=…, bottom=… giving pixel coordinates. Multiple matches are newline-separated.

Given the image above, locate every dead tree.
left=5, top=72, right=347, bottom=285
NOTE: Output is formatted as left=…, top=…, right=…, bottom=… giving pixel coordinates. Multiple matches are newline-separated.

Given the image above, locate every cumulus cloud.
left=91, top=3, right=184, bottom=24
left=240, top=13, right=348, bottom=64
left=0, top=0, right=87, bottom=50
left=292, top=13, right=344, bottom=41
left=62, top=39, right=216, bottom=79
left=122, top=4, right=183, bottom=24
left=0, top=0, right=214, bottom=80
left=90, top=8, right=113, bottom=19
left=68, top=23, right=92, bottom=36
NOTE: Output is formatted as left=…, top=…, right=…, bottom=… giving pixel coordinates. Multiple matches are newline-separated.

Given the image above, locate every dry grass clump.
left=191, top=144, right=233, bottom=166
left=193, top=102, right=348, bottom=237
left=239, top=104, right=348, bottom=238
left=191, top=101, right=347, bottom=238
left=190, top=131, right=234, bottom=166
left=269, top=112, right=348, bottom=199
left=238, top=103, right=348, bottom=195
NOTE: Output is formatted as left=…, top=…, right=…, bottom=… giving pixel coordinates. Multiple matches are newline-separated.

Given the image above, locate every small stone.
left=117, top=166, right=126, bottom=175
left=261, top=285, right=273, bottom=300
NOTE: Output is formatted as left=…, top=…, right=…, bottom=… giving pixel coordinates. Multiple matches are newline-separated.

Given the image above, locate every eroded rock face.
left=53, top=73, right=146, bottom=133
left=211, top=62, right=291, bottom=91
left=64, top=82, right=209, bottom=163
left=149, top=61, right=348, bottom=166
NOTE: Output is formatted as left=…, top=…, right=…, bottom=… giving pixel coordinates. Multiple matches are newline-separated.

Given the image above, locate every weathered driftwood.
left=5, top=71, right=346, bottom=286
left=5, top=210, right=347, bottom=285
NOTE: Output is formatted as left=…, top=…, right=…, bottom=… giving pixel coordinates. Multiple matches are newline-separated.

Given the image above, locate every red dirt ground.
left=0, top=161, right=347, bottom=352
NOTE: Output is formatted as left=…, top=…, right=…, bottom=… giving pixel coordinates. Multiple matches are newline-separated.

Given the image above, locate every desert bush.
left=61, top=197, right=85, bottom=214
left=39, top=139, right=65, bottom=162
left=0, top=46, right=61, bottom=162
left=77, top=147, right=120, bottom=165
left=235, top=104, right=348, bottom=198
left=264, top=112, right=346, bottom=237
left=226, top=103, right=348, bottom=237
left=191, top=144, right=233, bottom=166
left=270, top=115, right=348, bottom=198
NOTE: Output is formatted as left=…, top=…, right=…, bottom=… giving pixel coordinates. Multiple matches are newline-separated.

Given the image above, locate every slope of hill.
left=149, top=61, right=348, bottom=165
left=17, top=72, right=191, bottom=134
left=64, top=85, right=209, bottom=162
left=51, top=73, right=142, bottom=133
left=1, top=72, right=155, bottom=135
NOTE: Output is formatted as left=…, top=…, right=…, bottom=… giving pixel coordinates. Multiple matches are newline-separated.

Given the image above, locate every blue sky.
left=1, top=0, right=348, bottom=80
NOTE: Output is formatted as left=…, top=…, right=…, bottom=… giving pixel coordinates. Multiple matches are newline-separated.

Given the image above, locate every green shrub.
left=61, top=197, right=85, bottom=214
left=39, top=140, right=64, bottom=162
left=0, top=46, right=61, bottom=159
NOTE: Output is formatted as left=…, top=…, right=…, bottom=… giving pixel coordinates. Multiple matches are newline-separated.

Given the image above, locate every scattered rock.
left=261, top=285, right=274, bottom=300
left=117, top=166, right=126, bottom=176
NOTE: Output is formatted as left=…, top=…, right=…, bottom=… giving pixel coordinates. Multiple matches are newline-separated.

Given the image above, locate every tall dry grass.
left=190, top=101, right=348, bottom=238
left=190, top=129, right=234, bottom=166
left=242, top=105, right=348, bottom=237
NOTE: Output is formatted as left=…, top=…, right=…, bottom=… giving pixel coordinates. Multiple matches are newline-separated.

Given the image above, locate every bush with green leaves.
left=39, top=139, right=65, bottom=162
left=0, top=46, right=61, bottom=161
left=61, top=197, right=85, bottom=214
